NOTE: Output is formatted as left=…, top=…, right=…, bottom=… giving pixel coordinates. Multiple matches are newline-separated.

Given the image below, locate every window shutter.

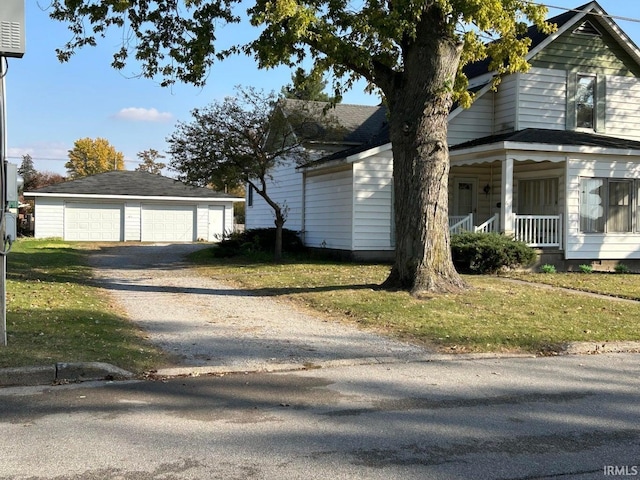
left=596, top=74, right=606, bottom=133
left=566, top=72, right=577, bottom=130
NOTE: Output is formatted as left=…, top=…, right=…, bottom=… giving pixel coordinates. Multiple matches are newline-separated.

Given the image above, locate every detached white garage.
left=64, top=203, right=124, bottom=241
left=25, top=171, right=243, bottom=243
left=141, top=204, right=194, bottom=242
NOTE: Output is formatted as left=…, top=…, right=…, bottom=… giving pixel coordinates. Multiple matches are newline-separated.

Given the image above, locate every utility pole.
left=0, top=60, right=6, bottom=346
left=0, top=0, right=26, bottom=346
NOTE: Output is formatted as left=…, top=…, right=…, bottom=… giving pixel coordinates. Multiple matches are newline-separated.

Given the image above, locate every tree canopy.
left=135, top=149, right=166, bottom=175
left=18, top=155, right=37, bottom=191
left=49, top=0, right=552, bottom=295
left=167, top=86, right=321, bottom=260
left=282, top=68, right=336, bottom=102
left=65, top=137, right=125, bottom=178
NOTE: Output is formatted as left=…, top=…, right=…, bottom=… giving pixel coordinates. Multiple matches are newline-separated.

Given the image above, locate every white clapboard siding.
left=34, top=197, right=64, bottom=239
left=304, top=168, right=353, bottom=249
left=352, top=155, right=394, bottom=250
left=566, top=157, right=640, bottom=259
left=448, top=91, right=494, bottom=146
left=245, top=158, right=303, bottom=231
left=606, top=75, right=640, bottom=141
left=494, top=74, right=518, bottom=133
left=517, top=68, right=566, bottom=131
left=124, top=202, right=141, bottom=241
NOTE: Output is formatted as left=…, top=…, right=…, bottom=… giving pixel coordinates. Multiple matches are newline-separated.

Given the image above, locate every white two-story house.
left=247, top=1, right=640, bottom=267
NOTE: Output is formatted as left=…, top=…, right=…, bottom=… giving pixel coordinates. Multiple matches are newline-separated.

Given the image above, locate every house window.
left=247, top=184, right=254, bottom=207
left=580, top=178, right=605, bottom=233
left=576, top=75, right=596, bottom=130
left=579, top=178, right=634, bottom=233
left=608, top=181, right=632, bottom=232
left=518, top=178, right=558, bottom=215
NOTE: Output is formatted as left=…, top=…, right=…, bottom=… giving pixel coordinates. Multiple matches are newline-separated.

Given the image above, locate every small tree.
left=18, top=154, right=37, bottom=190
left=167, top=87, right=322, bottom=261
left=135, top=149, right=166, bottom=175
left=282, top=68, right=336, bottom=103
left=66, top=137, right=125, bottom=178
left=27, top=171, right=66, bottom=190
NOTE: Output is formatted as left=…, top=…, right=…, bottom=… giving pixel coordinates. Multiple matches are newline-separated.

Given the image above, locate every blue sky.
left=5, top=1, right=640, bottom=176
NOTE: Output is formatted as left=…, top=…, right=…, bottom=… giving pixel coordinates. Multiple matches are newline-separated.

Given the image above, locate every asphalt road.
left=1, top=353, right=639, bottom=479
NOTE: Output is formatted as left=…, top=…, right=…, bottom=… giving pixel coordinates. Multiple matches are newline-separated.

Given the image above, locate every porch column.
left=500, top=157, right=514, bottom=235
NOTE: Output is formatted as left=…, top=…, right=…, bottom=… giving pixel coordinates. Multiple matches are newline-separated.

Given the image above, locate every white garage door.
left=65, top=203, right=123, bottom=241
left=141, top=204, right=195, bottom=242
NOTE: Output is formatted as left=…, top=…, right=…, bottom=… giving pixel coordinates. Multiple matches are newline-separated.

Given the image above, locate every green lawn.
left=189, top=249, right=640, bottom=354
left=2, top=240, right=639, bottom=370
left=0, top=239, right=168, bottom=371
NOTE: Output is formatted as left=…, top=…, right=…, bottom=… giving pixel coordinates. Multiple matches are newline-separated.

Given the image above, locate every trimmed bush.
left=212, top=228, right=306, bottom=258
left=451, top=232, right=536, bottom=274
left=540, top=264, right=557, bottom=274
left=615, top=263, right=630, bottom=274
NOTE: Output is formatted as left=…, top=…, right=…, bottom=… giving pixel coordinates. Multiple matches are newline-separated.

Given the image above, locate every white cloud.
left=113, top=107, right=173, bottom=123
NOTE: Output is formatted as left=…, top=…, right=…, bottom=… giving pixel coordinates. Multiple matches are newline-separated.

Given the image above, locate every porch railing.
left=448, top=213, right=562, bottom=248
left=475, top=213, right=499, bottom=233
left=513, top=214, right=562, bottom=248
left=449, top=214, right=473, bottom=234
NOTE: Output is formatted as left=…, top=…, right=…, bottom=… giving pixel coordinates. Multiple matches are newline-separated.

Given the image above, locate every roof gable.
left=530, top=8, right=640, bottom=76
left=465, top=1, right=640, bottom=84
left=25, top=171, right=240, bottom=199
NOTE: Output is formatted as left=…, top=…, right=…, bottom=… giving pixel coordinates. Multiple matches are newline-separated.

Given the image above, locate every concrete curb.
left=3, top=344, right=640, bottom=387
left=0, top=362, right=135, bottom=387
left=561, top=341, right=640, bottom=355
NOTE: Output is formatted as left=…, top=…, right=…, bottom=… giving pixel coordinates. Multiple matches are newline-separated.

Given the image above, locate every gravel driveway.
left=88, top=243, right=428, bottom=373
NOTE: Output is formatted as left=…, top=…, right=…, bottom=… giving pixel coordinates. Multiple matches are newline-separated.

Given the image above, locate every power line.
left=526, top=1, right=640, bottom=25
left=6, top=155, right=140, bottom=165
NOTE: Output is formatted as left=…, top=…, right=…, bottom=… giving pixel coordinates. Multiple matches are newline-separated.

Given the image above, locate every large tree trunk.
left=381, top=11, right=468, bottom=296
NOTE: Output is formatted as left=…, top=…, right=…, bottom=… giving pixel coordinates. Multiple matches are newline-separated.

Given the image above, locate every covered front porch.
left=448, top=131, right=567, bottom=250
left=449, top=212, right=563, bottom=248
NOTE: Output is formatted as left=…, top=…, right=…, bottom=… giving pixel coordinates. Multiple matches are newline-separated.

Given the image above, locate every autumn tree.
left=49, top=0, right=552, bottom=296
left=20, top=170, right=66, bottom=217
left=135, top=149, right=166, bottom=175
left=167, top=87, right=318, bottom=261
left=65, top=137, right=125, bottom=178
left=25, top=171, right=66, bottom=190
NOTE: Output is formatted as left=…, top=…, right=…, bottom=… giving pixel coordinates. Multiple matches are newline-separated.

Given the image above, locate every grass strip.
left=1, top=239, right=168, bottom=372
left=189, top=250, right=640, bottom=354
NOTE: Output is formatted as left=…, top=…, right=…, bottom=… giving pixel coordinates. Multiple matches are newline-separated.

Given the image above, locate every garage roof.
left=25, top=171, right=243, bottom=201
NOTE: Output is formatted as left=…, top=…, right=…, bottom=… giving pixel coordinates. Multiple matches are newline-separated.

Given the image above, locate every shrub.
left=615, top=263, right=631, bottom=274
left=450, top=232, right=536, bottom=274
left=540, top=264, right=557, bottom=274
left=212, top=228, right=306, bottom=258
left=579, top=264, right=593, bottom=274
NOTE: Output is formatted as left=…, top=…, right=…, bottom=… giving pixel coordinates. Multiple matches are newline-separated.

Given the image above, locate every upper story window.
left=567, top=72, right=604, bottom=133
left=576, top=74, right=596, bottom=129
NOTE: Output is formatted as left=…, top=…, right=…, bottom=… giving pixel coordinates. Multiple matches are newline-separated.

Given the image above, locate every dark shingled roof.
left=25, top=170, right=239, bottom=199
left=281, top=99, right=388, bottom=144
left=451, top=128, right=640, bottom=151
